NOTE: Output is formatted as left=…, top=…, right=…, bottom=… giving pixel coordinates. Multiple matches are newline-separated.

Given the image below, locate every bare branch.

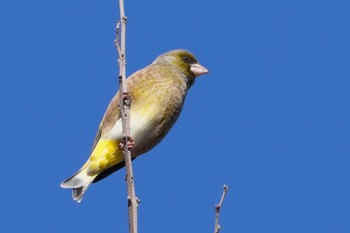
left=114, top=21, right=122, bottom=60
left=214, top=184, right=229, bottom=233
left=115, top=0, right=138, bottom=232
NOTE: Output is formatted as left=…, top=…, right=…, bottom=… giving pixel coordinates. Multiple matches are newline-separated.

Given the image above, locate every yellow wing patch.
left=87, top=139, right=123, bottom=176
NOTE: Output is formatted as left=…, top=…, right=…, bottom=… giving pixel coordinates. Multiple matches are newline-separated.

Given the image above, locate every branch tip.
left=214, top=184, right=229, bottom=233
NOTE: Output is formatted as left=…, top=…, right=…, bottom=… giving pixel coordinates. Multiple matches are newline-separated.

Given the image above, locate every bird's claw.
left=119, top=136, right=135, bottom=150
left=122, top=92, right=132, bottom=108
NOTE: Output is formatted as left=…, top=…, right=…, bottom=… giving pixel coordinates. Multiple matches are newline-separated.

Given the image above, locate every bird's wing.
left=101, top=92, right=122, bottom=132
left=90, top=125, right=102, bottom=153
left=89, top=91, right=122, bottom=153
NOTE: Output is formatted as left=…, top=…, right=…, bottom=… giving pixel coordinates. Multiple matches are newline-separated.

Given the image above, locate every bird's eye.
left=183, top=56, right=189, bottom=61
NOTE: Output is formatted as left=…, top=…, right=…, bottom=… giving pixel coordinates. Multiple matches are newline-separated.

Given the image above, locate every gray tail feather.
left=61, top=167, right=96, bottom=203
left=72, top=186, right=88, bottom=203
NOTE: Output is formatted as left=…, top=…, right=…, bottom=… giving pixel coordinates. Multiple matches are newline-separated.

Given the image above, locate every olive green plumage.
left=61, top=49, right=208, bottom=202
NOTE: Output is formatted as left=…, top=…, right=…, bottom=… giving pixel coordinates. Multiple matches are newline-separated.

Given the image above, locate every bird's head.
left=153, top=49, right=208, bottom=86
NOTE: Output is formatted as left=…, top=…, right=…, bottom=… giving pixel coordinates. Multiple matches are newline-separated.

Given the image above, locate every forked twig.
left=214, top=184, right=229, bottom=233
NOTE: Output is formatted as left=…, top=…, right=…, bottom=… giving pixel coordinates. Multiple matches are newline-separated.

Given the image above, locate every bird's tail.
left=60, top=166, right=97, bottom=203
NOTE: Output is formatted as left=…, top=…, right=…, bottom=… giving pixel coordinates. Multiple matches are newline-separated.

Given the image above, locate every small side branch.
left=214, top=184, right=229, bottom=233
left=115, top=1, right=138, bottom=233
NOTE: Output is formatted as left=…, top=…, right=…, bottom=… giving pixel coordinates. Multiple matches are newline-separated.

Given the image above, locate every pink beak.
left=191, top=63, right=209, bottom=77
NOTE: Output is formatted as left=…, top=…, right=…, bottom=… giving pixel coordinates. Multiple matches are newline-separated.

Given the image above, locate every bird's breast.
left=107, top=72, right=188, bottom=156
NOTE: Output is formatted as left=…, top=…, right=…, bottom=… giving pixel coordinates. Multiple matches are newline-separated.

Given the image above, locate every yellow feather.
left=87, top=139, right=123, bottom=176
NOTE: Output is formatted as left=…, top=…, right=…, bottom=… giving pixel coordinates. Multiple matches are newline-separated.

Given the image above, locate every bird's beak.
left=191, top=63, right=208, bottom=77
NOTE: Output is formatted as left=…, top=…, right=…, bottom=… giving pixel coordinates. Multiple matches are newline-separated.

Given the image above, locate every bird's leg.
left=119, top=135, right=135, bottom=150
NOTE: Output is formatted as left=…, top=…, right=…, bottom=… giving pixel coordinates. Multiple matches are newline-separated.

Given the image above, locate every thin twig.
left=114, top=21, right=122, bottom=58
left=214, top=184, right=229, bottom=233
left=115, top=0, right=138, bottom=233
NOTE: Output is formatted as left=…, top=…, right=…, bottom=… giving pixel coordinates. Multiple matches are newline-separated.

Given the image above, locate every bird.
left=60, top=49, right=208, bottom=202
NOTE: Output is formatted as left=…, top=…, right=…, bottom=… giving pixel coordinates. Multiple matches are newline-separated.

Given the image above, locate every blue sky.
left=1, top=0, right=349, bottom=232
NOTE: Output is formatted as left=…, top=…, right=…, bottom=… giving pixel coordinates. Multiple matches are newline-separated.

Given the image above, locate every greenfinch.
left=61, top=49, right=208, bottom=202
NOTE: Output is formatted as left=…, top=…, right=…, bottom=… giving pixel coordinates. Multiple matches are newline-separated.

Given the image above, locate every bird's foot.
left=119, top=135, right=135, bottom=150
left=122, top=92, right=132, bottom=108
